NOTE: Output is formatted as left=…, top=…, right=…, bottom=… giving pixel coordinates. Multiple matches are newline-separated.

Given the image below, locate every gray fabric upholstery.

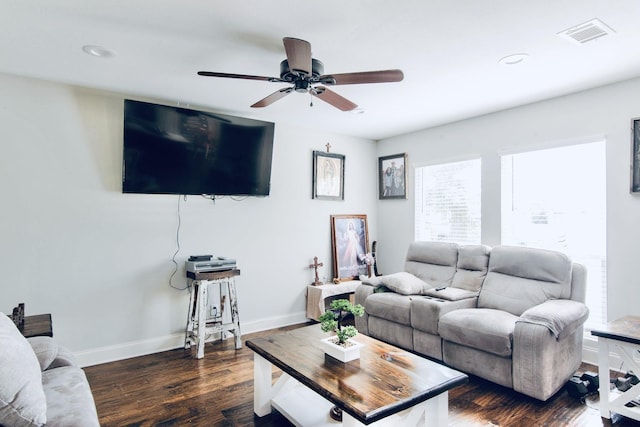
left=421, top=287, right=478, bottom=301
left=512, top=320, right=584, bottom=400
left=478, top=245, right=573, bottom=316
left=0, top=314, right=47, bottom=427
left=518, top=299, right=589, bottom=339
left=42, top=367, right=100, bottom=427
left=361, top=272, right=429, bottom=295
left=355, top=241, right=589, bottom=402
left=368, top=317, right=413, bottom=349
left=365, top=293, right=413, bottom=325
left=404, top=241, right=458, bottom=286
left=410, top=296, right=478, bottom=335
left=0, top=313, right=100, bottom=427
left=27, top=336, right=60, bottom=372
left=451, top=244, right=490, bottom=291
left=439, top=308, right=519, bottom=357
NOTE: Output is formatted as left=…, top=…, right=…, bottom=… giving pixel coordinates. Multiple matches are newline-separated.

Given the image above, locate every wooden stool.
left=185, top=269, right=242, bottom=359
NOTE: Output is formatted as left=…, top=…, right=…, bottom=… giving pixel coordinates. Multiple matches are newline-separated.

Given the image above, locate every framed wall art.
left=331, top=214, right=369, bottom=281
left=379, top=153, right=407, bottom=199
left=632, top=118, right=640, bottom=193
left=313, top=151, right=344, bottom=200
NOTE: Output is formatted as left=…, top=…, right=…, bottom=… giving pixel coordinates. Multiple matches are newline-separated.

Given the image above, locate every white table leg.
left=227, top=277, right=242, bottom=349
left=195, top=281, right=208, bottom=359
left=598, top=337, right=612, bottom=419
left=253, top=354, right=273, bottom=416
left=341, top=392, right=447, bottom=427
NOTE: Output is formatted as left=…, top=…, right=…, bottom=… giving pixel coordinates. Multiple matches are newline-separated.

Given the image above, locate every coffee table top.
left=246, top=324, right=467, bottom=424
left=591, top=315, right=640, bottom=345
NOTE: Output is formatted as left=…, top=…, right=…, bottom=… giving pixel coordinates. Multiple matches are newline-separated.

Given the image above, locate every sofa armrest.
left=354, top=283, right=376, bottom=335
left=517, top=299, right=589, bottom=340
left=27, top=336, right=59, bottom=371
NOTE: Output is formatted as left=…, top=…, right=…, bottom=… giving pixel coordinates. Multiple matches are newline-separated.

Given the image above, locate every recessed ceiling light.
left=498, top=53, right=529, bottom=66
left=82, top=45, right=115, bottom=58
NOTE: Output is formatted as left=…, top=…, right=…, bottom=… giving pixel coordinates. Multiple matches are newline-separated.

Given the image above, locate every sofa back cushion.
left=451, top=244, right=490, bottom=292
left=0, top=313, right=47, bottom=427
left=478, top=245, right=573, bottom=316
left=404, top=241, right=459, bottom=287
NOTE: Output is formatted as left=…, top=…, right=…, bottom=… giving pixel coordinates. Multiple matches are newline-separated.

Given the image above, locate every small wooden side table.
left=185, top=269, right=242, bottom=359
left=306, top=280, right=360, bottom=321
left=22, top=314, right=53, bottom=338
left=592, top=316, right=640, bottom=422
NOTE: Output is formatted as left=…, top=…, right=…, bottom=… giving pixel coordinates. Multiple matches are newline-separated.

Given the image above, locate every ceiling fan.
left=197, top=37, right=404, bottom=112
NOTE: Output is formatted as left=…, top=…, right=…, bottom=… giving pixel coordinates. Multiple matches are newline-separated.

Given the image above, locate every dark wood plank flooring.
left=84, top=323, right=640, bottom=426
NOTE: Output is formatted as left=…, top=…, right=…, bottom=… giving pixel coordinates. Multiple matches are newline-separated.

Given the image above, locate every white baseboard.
left=76, top=310, right=309, bottom=367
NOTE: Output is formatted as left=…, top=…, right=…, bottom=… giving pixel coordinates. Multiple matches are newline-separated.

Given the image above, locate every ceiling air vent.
left=558, top=18, right=615, bottom=44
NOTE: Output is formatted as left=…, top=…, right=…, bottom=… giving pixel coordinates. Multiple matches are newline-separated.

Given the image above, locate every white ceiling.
left=2, top=1, right=640, bottom=140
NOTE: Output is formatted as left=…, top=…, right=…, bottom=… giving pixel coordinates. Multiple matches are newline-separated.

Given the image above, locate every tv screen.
left=122, top=100, right=275, bottom=196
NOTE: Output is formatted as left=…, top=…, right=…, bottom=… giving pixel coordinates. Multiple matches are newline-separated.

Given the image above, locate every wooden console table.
left=185, top=269, right=242, bottom=359
left=306, top=280, right=360, bottom=321
left=592, top=316, right=640, bottom=422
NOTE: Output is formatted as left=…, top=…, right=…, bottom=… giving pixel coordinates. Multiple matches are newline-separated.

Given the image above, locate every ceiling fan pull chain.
left=310, top=92, right=314, bottom=107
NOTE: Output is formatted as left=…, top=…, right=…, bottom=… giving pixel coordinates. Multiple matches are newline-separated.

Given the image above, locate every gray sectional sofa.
left=0, top=313, right=100, bottom=427
left=354, top=241, right=589, bottom=401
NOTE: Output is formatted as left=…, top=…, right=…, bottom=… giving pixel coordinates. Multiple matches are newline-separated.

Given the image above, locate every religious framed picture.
left=631, top=118, right=640, bottom=193
left=378, top=153, right=407, bottom=199
left=330, top=214, right=370, bottom=281
left=313, top=151, right=345, bottom=200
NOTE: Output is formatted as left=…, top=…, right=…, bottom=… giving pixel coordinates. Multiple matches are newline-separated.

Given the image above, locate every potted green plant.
left=319, top=299, right=365, bottom=362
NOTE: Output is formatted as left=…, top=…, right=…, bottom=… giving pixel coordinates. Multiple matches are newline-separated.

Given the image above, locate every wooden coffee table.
left=246, top=324, right=467, bottom=426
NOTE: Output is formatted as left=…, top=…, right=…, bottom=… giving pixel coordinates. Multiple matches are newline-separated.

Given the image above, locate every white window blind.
left=500, top=141, right=607, bottom=330
left=415, top=159, right=481, bottom=244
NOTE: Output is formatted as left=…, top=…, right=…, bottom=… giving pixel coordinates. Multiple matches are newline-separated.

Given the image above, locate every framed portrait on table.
left=313, top=151, right=345, bottom=200
left=331, top=214, right=370, bottom=281
left=378, top=153, right=407, bottom=199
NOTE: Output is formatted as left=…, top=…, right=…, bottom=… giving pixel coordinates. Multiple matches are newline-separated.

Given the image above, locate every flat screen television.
left=122, top=99, right=275, bottom=196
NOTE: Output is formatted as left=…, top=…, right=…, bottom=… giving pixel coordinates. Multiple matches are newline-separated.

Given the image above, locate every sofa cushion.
left=361, top=272, right=428, bottom=295
left=42, top=367, right=100, bottom=427
left=451, top=244, right=490, bottom=291
left=27, top=337, right=59, bottom=371
left=404, top=241, right=458, bottom=286
left=411, top=296, right=478, bottom=334
left=365, top=293, right=413, bottom=325
left=439, top=308, right=519, bottom=357
left=0, top=313, right=47, bottom=427
left=478, top=245, right=573, bottom=316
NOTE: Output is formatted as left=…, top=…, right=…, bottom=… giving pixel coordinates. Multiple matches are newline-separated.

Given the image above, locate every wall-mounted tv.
left=122, top=99, right=275, bottom=196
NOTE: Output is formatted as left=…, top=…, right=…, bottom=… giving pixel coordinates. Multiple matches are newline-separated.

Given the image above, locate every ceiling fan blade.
left=311, top=86, right=358, bottom=111
left=319, top=69, right=404, bottom=85
left=251, top=87, right=294, bottom=108
left=198, top=71, right=282, bottom=82
left=283, top=37, right=312, bottom=76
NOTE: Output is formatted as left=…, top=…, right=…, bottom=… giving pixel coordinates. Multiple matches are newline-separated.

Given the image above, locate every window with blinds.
left=414, top=159, right=481, bottom=244
left=500, top=141, right=607, bottom=330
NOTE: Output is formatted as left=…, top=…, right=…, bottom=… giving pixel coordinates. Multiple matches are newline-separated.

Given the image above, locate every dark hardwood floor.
left=84, top=324, right=640, bottom=426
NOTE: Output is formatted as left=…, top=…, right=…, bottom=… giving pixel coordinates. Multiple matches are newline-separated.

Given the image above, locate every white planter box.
left=320, top=336, right=364, bottom=362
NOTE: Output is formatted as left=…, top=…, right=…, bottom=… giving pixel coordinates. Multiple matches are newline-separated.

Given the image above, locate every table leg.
left=253, top=354, right=273, bottom=417
left=598, top=337, right=612, bottom=419
left=196, top=281, right=208, bottom=359
left=184, top=281, right=197, bottom=349
left=227, top=277, right=242, bottom=349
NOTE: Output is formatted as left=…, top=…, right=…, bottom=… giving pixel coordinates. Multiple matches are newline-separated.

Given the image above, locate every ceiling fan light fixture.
left=82, top=45, right=115, bottom=58
left=498, top=53, right=529, bottom=66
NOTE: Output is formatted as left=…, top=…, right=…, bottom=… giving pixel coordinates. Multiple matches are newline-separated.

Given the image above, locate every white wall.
left=376, top=77, right=640, bottom=363
left=0, top=73, right=378, bottom=365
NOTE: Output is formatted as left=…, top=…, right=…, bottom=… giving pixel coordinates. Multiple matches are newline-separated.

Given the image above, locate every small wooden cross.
left=325, top=142, right=331, bottom=153
left=309, top=256, right=324, bottom=286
